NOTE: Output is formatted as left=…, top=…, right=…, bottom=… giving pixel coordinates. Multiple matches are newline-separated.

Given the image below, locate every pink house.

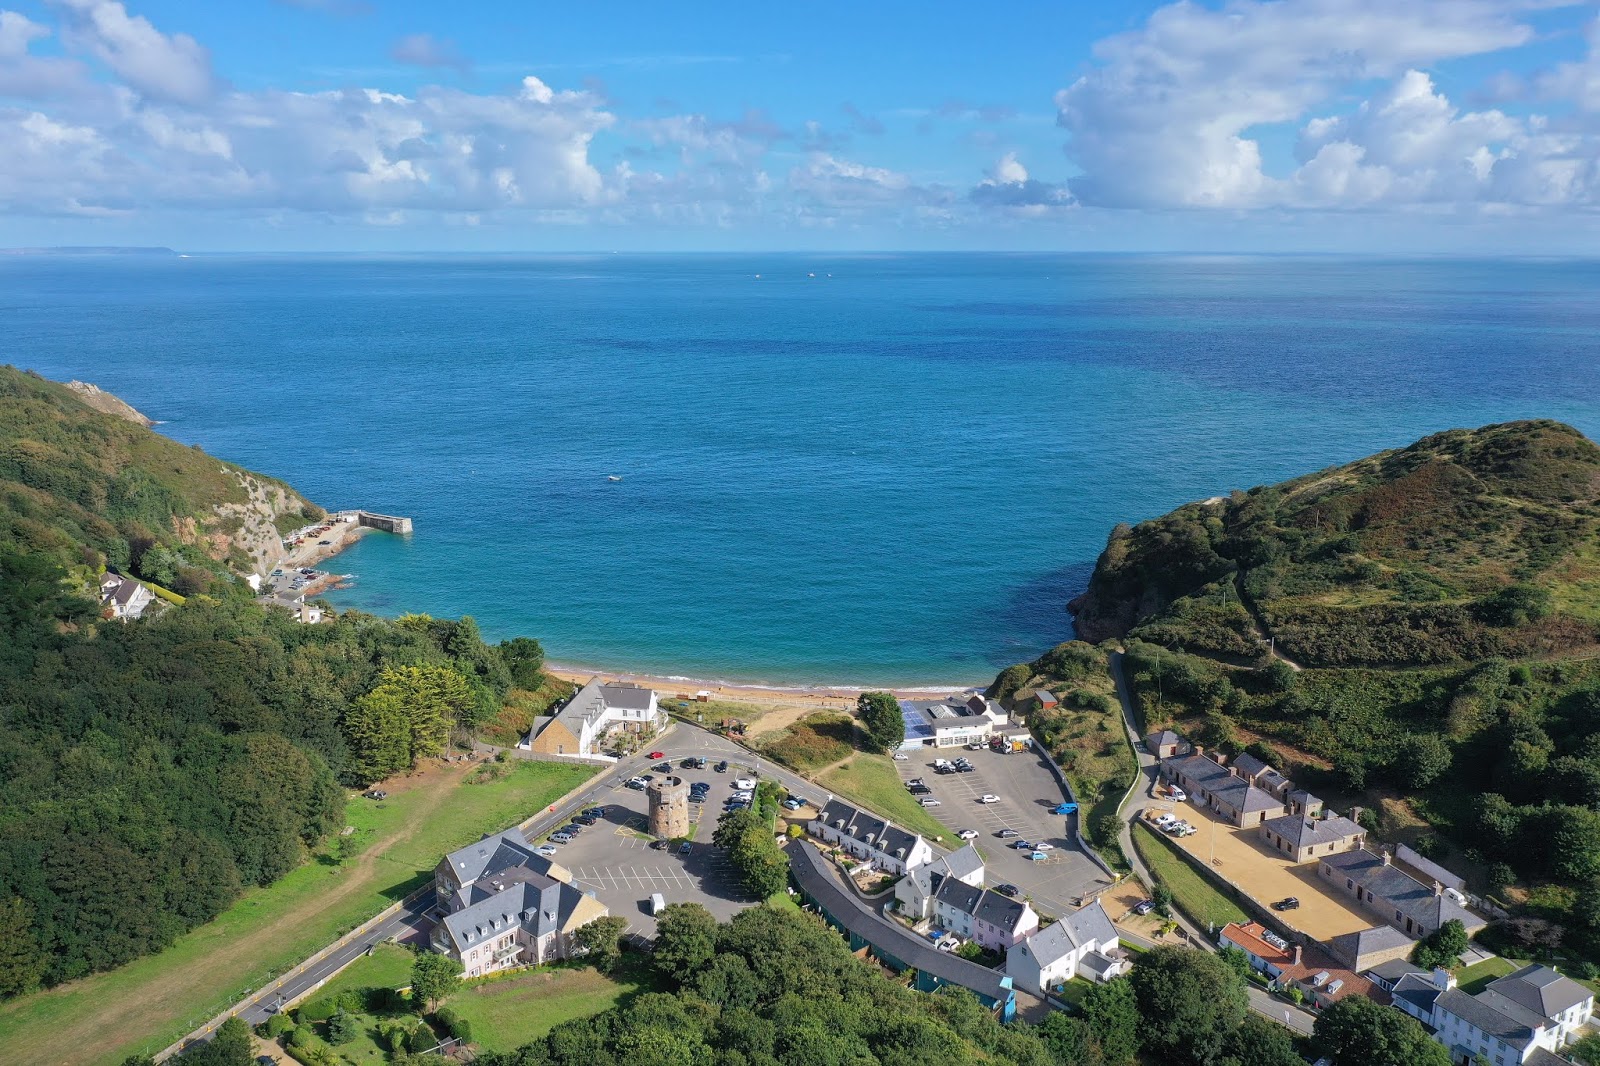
left=934, top=879, right=1039, bottom=952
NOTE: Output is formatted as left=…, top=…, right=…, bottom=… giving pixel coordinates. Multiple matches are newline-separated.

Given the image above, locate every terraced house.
left=1385, top=962, right=1595, bottom=1065
left=1160, top=747, right=1288, bottom=829
left=809, top=797, right=933, bottom=875
left=1317, top=847, right=1486, bottom=940
left=932, top=879, right=1039, bottom=952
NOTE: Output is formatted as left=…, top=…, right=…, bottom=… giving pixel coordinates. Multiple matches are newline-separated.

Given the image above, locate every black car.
left=561, top=824, right=583, bottom=835
left=997, top=828, right=1020, bottom=838
left=575, top=814, right=597, bottom=825
left=715, top=760, right=729, bottom=773
left=909, top=786, right=932, bottom=796
left=586, top=806, right=607, bottom=818
left=681, top=757, right=698, bottom=768
left=1272, top=897, right=1301, bottom=911
left=994, top=883, right=1021, bottom=898
left=651, top=838, right=671, bottom=850
left=956, top=765, right=976, bottom=773
left=653, top=762, right=672, bottom=773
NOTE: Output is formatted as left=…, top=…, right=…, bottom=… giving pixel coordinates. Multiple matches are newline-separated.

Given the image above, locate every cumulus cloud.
left=969, top=152, right=1072, bottom=212
left=51, top=0, right=217, bottom=105
left=390, top=32, right=469, bottom=72
left=1056, top=0, right=1538, bottom=209
left=0, top=10, right=87, bottom=97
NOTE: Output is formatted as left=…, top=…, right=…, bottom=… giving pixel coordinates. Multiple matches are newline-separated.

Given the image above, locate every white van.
left=649, top=892, right=666, bottom=916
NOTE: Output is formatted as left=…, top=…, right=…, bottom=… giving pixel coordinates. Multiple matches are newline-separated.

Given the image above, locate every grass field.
left=0, top=758, right=598, bottom=1066
left=1455, top=957, right=1516, bottom=995
left=311, top=943, right=418, bottom=1005
left=450, top=963, right=655, bottom=1052
left=820, top=755, right=952, bottom=843
left=1131, top=823, right=1249, bottom=930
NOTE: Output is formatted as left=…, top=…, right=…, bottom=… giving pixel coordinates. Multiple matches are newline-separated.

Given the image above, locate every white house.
left=895, top=845, right=985, bottom=921
left=523, top=678, right=663, bottom=757
left=933, top=879, right=1039, bottom=953
left=808, top=798, right=934, bottom=875
left=1430, top=964, right=1594, bottom=1065
left=898, top=694, right=1008, bottom=750
left=1005, top=900, right=1124, bottom=996
left=100, top=572, right=154, bottom=621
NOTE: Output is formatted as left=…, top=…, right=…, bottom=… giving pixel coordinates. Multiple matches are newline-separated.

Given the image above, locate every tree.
left=1397, top=734, right=1452, bottom=789
left=1225, top=1014, right=1301, bottom=1066
left=858, top=691, right=904, bottom=754
left=1217, top=945, right=1252, bottom=981
left=1262, top=659, right=1296, bottom=693
left=572, top=915, right=628, bottom=974
left=1127, top=946, right=1248, bottom=1066
left=410, top=951, right=463, bottom=1013
left=177, top=1016, right=254, bottom=1066
left=1150, top=883, right=1174, bottom=918
left=0, top=897, right=44, bottom=998
left=1035, top=1011, right=1102, bottom=1066
left=1313, top=994, right=1450, bottom=1066
left=652, top=903, right=719, bottom=981
left=1412, top=918, right=1469, bottom=970
left=1079, top=976, right=1138, bottom=1065
left=327, top=1010, right=362, bottom=1045
left=498, top=636, right=546, bottom=690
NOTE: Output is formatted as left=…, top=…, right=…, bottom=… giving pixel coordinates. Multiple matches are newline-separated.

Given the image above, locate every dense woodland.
left=0, top=370, right=547, bottom=996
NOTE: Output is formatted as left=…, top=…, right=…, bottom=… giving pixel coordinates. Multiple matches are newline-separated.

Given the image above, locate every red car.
left=647, top=751, right=665, bottom=760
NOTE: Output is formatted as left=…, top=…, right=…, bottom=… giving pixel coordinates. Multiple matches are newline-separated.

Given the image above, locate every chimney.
left=1432, top=880, right=1443, bottom=898
left=1194, top=744, right=1205, bottom=757
left=1432, top=966, right=1456, bottom=991
left=1349, top=805, right=1363, bottom=825
left=1381, top=849, right=1392, bottom=866
left=1292, top=944, right=1303, bottom=966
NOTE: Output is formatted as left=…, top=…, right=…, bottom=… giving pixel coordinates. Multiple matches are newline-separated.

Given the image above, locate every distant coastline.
left=1, top=246, right=180, bottom=257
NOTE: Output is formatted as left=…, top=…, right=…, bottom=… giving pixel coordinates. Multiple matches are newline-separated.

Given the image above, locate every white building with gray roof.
left=808, top=797, right=933, bottom=874
left=895, top=844, right=985, bottom=921
left=1005, top=900, right=1125, bottom=995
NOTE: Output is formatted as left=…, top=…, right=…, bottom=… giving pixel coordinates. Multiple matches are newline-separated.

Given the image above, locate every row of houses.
left=1369, top=958, right=1594, bottom=1065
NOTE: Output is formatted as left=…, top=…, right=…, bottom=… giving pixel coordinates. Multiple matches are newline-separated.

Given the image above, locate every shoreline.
left=546, top=662, right=981, bottom=707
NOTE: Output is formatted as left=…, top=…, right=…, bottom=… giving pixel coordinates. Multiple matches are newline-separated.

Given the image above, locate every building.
left=809, top=798, right=933, bottom=875
left=1258, top=810, right=1366, bottom=863
left=1317, top=848, right=1486, bottom=940
left=898, top=694, right=1009, bottom=750
left=932, top=878, right=1039, bottom=952
left=1005, top=900, right=1124, bottom=996
left=1428, top=964, right=1594, bottom=1065
left=1017, top=689, right=1059, bottom=714
left=1161, top=749, right=1288, bottom=829
left=895, top=844, right=985, bottom=921
left=430, top=829, right=606, bottom=978
left=789, top=840, right=1017, bottom=1021
left=522, top=678, right=662, bottom=757
left=1143, top=729, right=1191, bottom=760
left=262, top=592, right=324, bottom=624
left=1218, top=921, right=1375, bottom=1010
left=99, top=572, right=154, bottom=621
left=1326, top=923, right=1416, bottom=972
left=648, top=775, right=690, bottom=839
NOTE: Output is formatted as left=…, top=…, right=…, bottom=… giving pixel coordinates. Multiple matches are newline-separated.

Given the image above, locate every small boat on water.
left=607, top=475, right=623, bottom=482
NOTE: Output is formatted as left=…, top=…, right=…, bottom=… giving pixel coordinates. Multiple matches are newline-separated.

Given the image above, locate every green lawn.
left=311, top=943, right=418, bottom=1005
left=0, top=759, right=598, bottom=1066
left=1131, top=823, right=1249, bottom=930
left=1455, top=957, right=1515, bottom=995
left=449, top=963, right=654, bottom=1052
left=819, top=755, right=952, bottom=843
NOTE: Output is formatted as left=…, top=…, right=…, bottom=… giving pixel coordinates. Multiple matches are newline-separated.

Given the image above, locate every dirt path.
left=11, top=762, right=472, bottom=1066
left=1232, top=572, right=1306, bottom=671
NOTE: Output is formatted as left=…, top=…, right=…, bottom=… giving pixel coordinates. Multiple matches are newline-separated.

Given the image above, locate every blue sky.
left=1, top=0, right=1598, bottom=250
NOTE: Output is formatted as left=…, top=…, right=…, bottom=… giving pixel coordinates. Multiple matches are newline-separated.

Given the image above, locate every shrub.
left=326, top=1010, right=360, bottom=1045
left=333, top=989, right=364, bottom=1014
left=261, top=1012, right=292, bottom=1039
left=297, top=997, right=336, bottom=1023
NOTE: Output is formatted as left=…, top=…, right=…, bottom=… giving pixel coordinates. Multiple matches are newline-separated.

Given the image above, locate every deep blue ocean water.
left=4, top=254, right=1598, bottom=685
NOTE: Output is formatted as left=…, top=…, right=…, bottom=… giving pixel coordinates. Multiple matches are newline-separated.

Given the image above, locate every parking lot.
left=893, top=743, right=1111, bottom=918
left=531, top=755, right=757, bottom=937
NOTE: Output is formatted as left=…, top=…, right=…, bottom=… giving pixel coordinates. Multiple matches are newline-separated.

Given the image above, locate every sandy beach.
left=546, top=664, right=976, bottom=713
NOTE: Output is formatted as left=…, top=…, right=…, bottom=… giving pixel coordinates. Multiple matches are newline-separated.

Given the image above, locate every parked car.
left=653, top=762, right=672, bottom=773
left=586, top=806, right=608, bottom=818
left=958, top=829, right=979, bottom=840
left=919, top=798, right=942, bottom=807
left=1033, top=842, right=1055, bottom=851
left=956, top=765, right=975, bottom=773
left=561, top=824, right=583, bottom=835
left=782, top=798, right=802, bottom=810
left=647, top=751, right=666, bottom=760
left=535, top=844, right=559, bottom=857
left=625, top=777, right=647, bottom=790
left=363, top=789, right=387, bottom=800
left=907, top=777, right=926, bottom=786
left=725, top=800, right=749, bottom=810
left=997, top=828, right=1021, bottom=838
left=734, top=778, right=757, bottom=790
left=693, top=756, right=709, bottom=768
left=979, top=794, right=1001, bottom=804
left=715, top=760, right=729, bottom=773
left=1013, top=840, right=1036, bottom=851
left=1272, top=897, right=1301, bottom=911
left=1154, top=812, right=1177, bottom=828
left=1168, top=786, right=1188, bottom=801
left=680, top=758, right=698, bottom=768
left=679, top=842, right=693, bottom=855
left=908, top=785, right=932, bottom=795
left=1132, top=899, right=1154, bottom=916
left=1174, top=823, right=1197, bottom=837
left=892, top=753, right=909, bottom=760
left=965, top=742, right=985, bottom=750
left=640, top=774, right=656, bottom=783
left=994, top=883, right=1020, bottom=898
left=651, top=839, right=671, bottom=850
left=575, top=814, right=597, bottom=825
left=549, top=832, right=573, bottom=844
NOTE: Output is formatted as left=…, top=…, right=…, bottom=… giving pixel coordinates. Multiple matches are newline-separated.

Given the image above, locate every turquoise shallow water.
left=5, top=254, right=1598, bottom=684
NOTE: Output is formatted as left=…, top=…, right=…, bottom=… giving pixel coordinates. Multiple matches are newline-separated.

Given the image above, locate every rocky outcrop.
left=65, top=380, right=154, bottom=427
left=210, top=473, right=316, bottom=577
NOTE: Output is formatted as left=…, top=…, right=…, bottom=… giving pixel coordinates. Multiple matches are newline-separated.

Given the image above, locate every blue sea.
left=5, top=254, right=1598, bottom=685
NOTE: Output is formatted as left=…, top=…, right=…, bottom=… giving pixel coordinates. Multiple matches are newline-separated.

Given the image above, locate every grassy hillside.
left=1014, top=420, right=1600, bottom=958
left=1071, top=419, right=1600, bottom=667
left=0, top=365, right=322, bottom=590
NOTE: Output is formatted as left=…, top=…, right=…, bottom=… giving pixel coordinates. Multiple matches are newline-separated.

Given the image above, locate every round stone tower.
left=648, top=775, right=690, bottom=839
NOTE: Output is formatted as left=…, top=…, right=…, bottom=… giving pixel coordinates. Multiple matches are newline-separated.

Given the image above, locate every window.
left=1346, top=879, right=1354, bottom=890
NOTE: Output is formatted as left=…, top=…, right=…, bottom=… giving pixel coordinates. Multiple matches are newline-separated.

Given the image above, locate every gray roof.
left=1060, top=900, right=1119, bottom=949
left=1211, top=776, right=1285, bottom=814
left=1164, top=753, right=1232, bottom=788
left=789, top=842, right=1013, bottom=1006
left=1486, top=964, right=1593, bottom=1020
left=1260, top=812, right=1365, bottom=849
left=934, top=877, right=985, bottom=918
left=1321, top=849, right=1485, bottom=932
left=599, top=682, right=655, bottom=710
left=938, top=844, right=985, bottom=882
left=1330, top=924, right=1415, bottom=968
left=1434, top=987, right=1548, bottom=1050
left=816, top=798, right=924, bottom=861
left=440, top=872, right=588, bottom=953
left=1391, top=972, right=1442, bottom=1016
left=1231, top=753, right=1273, bottom=781
left=1145, top=729, right=1185, bottom=753
left=440, top=829, right=561, bottom=888
left=1080, top=951, right=1121, bottom=980
left=1364, top=958, right=1427, bottom=986
left=973, top=889, right=1032, bottom=932
left=1526, top=1050, right=1574, bottom=1066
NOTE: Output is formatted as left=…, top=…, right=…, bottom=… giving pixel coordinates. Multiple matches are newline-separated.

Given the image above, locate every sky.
left=1, top=0, right=1599, bottom=251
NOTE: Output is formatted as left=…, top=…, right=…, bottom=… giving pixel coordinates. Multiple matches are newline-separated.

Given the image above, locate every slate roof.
left=439, top=873, right=591, bottom=953
left=440, top=829, right=567, bottom=889
left=939, top=844, right=985, bottom=883
left=1231, top=753, right=1272, bottom=781
left=599, top=682, right=655, bottom=710
left=789, top=842, right=1014, bottom=1006
left=973, top=889, right=1032, bottom=933
left=1080, top=951, right=1121, bottom=980
left=1260, top=812, right=1365, bottom=849
left=1486, top=964, right=1593, bottom=1020
left=1391, top=972, right=1443, bottom=1017
left=1321, top=849, right=1486, bottom=932
left=1435, top=987, right=1548, bottom=1051
left=934, top=878, right=985, bottom=918
left=1018, top=900, right=1119, bottom=967
left=1163, top=753, right=1232, bottom=787
left=1144, top=729, right=1186, bottom=755
left=816, top=798, right=924, bottom=860
left=1364, top=957, right=1426, bottom=988
left=1330, top=924, right=1415, bottom=968
left=1211, top=775, right=1286, bottom=814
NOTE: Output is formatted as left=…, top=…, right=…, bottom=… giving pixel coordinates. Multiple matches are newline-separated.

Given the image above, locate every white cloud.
left=1056, top=0, right=1539, bottom=209
left=51, top=0, right=216, bottom=105
left=0, top=9, right=89, bottom=98
left=788, top=152, right=922, bottom=206
left=969, top=152, right=1072, bottom=213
